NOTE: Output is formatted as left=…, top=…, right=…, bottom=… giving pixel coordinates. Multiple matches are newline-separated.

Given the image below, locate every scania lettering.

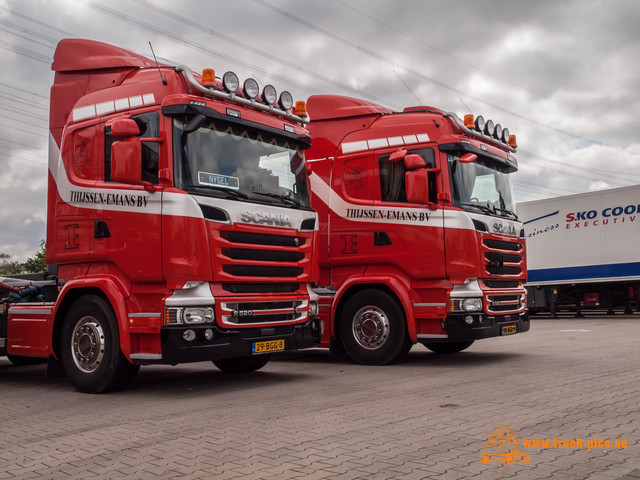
left=0, top=39, right=320, bottom=393
left=305, top=95, right=529, bottom=364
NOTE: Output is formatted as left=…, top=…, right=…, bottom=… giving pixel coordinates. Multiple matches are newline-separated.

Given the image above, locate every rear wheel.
left=60, top=295, right=139, bottom=393
left=213, top=354, right=271, bottom=373
left=422, top=341, right=474, bottom=354
left=339, top=289, right=407, bottom=365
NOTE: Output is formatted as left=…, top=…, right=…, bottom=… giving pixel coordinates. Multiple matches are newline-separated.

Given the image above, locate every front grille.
left=220, top=231, right=305, bottom=247
left=483, top=239, right=524, bottom=277
left=216, top=227, right=310, bottom=282
left=487, top=294, right=525, bottom=314
left=222, top=248, right=304, bottom=262
left=222, top=265, right=303, bottom=277
left=222, top=283, right=300, bottom=293
left=220, top=300, right=307, bottom=325
left=484, top=280, right=519, bottom=289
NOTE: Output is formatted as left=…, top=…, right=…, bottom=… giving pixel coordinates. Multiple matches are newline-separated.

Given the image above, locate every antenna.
left=149, top=42, right=167, bottom=86
left=393, top=70, right=422, bottom=105
left=460, top=97, right=472, bottom=114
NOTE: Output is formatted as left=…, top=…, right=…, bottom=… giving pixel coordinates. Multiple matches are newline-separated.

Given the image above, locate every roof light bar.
left=175, top=65, right=308, bottom=124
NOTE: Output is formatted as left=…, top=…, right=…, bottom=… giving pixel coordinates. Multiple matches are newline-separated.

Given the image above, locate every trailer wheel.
left=60, top=295, right=139, bottom=393
left=422, top=341, right=474, bottom=354
left=213, top=355, right=271, bottom=373
left=6, top=354, right=47, bottom=366
left=339, top=289, right=408, bottom=365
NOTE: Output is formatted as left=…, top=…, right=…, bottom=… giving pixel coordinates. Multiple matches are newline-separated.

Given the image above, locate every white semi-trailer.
left=518, top=185, right=640, bottom=317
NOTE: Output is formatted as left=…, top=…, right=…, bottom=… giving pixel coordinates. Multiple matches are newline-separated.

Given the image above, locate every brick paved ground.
left=1, top=315, right=638, bottom=479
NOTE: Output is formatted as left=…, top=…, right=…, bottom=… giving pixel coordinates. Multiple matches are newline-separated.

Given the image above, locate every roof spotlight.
left=261, top=85, right=277, bottom=105
left=278, top=91, right=294, bottom=110
left=494, top=124, right=503, bottom=140
left=474, top=115, right=485, bottom=132
left=243, top=78, right=259, bottom=99
left=222, top=71, right=239, bottom=93
left=501, top=127, right=510, bottom=144
left=484, top=119, right=495, bottom=136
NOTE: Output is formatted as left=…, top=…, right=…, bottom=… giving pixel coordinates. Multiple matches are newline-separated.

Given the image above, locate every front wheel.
left=213, top=354, right=271, bottom=373
left=60, top=295, right=139, bottom=393
left=339, top=289, right=408, bottom=365
left=422, top=341, right=474, bottom=354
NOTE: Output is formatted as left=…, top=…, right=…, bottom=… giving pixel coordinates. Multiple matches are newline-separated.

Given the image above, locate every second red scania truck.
left=0, top=39, right=320, bottom=392
left=305, top=95, right=530, bottom=364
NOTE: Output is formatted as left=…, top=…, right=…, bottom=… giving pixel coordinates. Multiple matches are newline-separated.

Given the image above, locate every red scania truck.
left=0, top=39, right=320, bottom=392
left=305, top=95, right=529, bottom=364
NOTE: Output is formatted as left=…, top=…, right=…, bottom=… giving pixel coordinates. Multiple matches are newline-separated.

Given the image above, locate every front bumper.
left=428, top=311, right=530, bottom=343
left=134, top=317, right=321, bottom=365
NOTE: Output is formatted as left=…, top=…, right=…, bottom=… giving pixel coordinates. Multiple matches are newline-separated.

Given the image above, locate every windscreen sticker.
left=198, top=171, right=239, bottom=190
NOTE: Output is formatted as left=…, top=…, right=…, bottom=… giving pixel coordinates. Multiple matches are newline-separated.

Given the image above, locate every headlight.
left=450, top=298, right=483, bottom=312
left=278, top=91, right=294, bottom=110
left=243, top=78, right=259, bottom=99
left=308, top=301, right=319, bottom=316
left=462, top=298, right=483, bottom=312
left=222, top=71, right=239, bottom=93
left=183, top=307, right=215, bottom=324
left=262, top=84, right=277, bottom=105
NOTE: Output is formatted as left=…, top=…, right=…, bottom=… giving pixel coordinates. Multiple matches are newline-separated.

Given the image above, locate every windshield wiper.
left=493, top=207, right=518, bottom=220
left=459, top=202, right=494, bottom=215
left=251, top=191, right=301, bottom=207
left=183, top=184, right=249, bottom=200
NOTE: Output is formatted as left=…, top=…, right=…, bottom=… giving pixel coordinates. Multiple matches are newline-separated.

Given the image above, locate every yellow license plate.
left=252, top=339, right=285, bottom=354
left=502, top=325, right=518, bottom=335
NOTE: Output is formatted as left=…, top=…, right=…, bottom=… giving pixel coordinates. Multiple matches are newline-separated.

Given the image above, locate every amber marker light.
left=464, top=114, right=474, bottom=129
left=294, top=100, right=307, bottom=117
left=201, top=69, right=216, bottom=87
left=509, top=135, right=518, bottom=148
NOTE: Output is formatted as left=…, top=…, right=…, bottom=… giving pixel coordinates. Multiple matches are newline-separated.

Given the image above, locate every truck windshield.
left=172, top=117, right=310, bottom=208
left=448, top=152, right=517, bottom=220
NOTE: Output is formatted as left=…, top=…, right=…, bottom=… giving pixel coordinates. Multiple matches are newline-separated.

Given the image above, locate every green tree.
left=0, top=253, right=22, bottom=275
left=21, top=240, right=47, bottom=273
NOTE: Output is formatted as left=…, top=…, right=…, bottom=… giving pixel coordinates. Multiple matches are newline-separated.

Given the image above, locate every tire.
left=6, top=354, right=47, bottom=366
left=213, top=354, right=271, bottom=373
left=422, top=341, right=474, bottom=354
left=339, top=289, right=408, bottom=365
left=392, top=336, right=414, bottom=362
left=60, top=295, right=139, bottom=393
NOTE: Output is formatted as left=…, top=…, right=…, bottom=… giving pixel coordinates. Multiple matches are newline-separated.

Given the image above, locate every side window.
left=70, top=124, right=100, bottom=182
left=104, top=112, right=159, bottom=184
left=378, top=148, right=436, bottom=203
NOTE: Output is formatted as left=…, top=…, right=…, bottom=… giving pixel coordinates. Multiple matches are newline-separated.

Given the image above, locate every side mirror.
left=389, top=148, right=407, bottom=162
left=109, top=118, right=140, bottom=138
left=112, top=139, right=146, bottom=187
left=459, top=153, right=477, bottom=163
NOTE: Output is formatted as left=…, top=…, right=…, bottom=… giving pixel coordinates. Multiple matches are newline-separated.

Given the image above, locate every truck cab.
left=306, top=95, right=529, bottom=364
left=1, top=39, right=320, bottom=392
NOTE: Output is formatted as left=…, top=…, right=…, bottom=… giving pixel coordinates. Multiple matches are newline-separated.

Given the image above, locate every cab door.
left=372, top=147, right=446, bottom=280
left=328, top=153, right=374, bottom=281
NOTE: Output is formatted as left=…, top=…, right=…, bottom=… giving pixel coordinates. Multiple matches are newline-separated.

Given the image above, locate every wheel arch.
left=332, top=275, right=415, bottom=345
left=52, top=279, right=131, bottom=360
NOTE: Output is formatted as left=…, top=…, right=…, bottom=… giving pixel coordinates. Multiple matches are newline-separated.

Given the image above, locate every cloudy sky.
left=1, top=0, right=639, bottom=261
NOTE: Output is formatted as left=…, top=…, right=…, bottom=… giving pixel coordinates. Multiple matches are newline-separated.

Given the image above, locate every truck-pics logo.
left=479, top=423, right=530, bottom=465
left=240, top=210, right=293, bottom=227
